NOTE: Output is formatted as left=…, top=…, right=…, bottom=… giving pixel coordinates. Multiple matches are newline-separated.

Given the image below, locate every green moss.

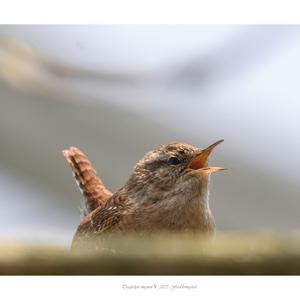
left=1, top=232, right=300, bottom=275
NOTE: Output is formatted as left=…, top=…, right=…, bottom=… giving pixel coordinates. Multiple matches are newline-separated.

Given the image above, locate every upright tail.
left=63, top=147, right=112, bottom=217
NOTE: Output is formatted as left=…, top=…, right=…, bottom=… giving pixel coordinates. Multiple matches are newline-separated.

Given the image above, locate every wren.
left=63, top=140, right=225, bottom=252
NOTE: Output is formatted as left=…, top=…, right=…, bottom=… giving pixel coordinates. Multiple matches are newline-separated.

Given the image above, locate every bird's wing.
left=63, top=146, right=112, bottom=217
left=71, top=193, right=131, bottom=251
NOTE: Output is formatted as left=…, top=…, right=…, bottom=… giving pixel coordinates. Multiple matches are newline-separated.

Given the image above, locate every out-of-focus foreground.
left=1, top=233, right=300, bottom=275
left=0, top=25, right=300, bottom=248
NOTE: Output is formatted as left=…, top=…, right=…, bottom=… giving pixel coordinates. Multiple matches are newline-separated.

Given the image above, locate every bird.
left=63, top=140, right=225, bottom=252
left=63, top=146, right=112, bottom=217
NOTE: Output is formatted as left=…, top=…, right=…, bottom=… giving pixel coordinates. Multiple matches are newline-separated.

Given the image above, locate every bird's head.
left=126, top=140, right=225, bottom=203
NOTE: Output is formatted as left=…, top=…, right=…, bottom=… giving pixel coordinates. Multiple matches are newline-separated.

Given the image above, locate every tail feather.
left=63, top=147, right=112, bottom=217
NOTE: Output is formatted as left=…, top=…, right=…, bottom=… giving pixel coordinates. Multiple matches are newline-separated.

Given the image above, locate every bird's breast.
left=124, top=194, right=216, bottom=234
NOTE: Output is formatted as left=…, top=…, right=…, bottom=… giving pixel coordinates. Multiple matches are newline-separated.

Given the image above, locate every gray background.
left=0, top=25, right=299, bottom=246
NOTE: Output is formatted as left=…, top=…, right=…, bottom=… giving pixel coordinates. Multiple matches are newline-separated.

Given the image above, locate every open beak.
left=188, top=139, right=225, bottom=173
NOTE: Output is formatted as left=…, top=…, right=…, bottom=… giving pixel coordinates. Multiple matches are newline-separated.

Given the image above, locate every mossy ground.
left=1, top=232, right=300, bottom=275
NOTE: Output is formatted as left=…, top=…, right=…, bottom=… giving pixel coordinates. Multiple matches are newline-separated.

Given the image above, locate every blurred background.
left=0, top=25, right=299, bottom=247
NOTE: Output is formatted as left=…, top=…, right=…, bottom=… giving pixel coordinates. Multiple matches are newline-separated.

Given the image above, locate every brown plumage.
left=64, top=141, right=225, bottom=252
left=63, top=147, right=112, bottom=216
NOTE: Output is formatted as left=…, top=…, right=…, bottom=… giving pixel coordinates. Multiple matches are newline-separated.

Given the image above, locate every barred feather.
left=63, top=146, right=112, bottom=217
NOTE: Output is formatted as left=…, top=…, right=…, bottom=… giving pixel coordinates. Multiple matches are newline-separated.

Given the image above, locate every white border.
left=1, top=276, right=300, bottom=300
left=0, top=0, right=300, bottom=24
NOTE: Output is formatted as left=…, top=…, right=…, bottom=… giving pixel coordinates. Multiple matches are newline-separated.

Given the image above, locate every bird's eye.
left=168, top=156, right=181, bottom=165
